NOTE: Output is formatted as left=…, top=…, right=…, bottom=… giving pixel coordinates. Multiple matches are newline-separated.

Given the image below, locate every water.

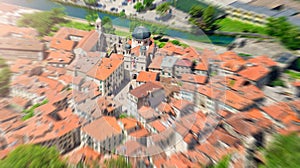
left=0, top=0, right=235, bottom=45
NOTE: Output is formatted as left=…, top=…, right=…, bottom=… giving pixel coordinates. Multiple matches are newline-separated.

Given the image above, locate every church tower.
left=95, top=17, right=102, bottom=33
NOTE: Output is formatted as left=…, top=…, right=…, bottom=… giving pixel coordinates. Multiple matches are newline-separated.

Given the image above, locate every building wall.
left=174, top=66, right=191, bottom=78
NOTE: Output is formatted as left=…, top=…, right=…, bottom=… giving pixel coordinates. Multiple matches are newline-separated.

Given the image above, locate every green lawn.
left=216, top=18, right=267, bottom=34
left=171, top=0, right=208, bottom=13
left=284, top=70, right=300, bottom=79
left=59, top=20, right=94, bottom=31
left=115, top=30, right=131, bottom=37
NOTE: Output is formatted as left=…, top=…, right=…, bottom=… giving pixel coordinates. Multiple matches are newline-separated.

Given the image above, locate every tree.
left=189, top=5, right=217, bottom=31
left=102, top=16, right=115, bottom=34
left=84, top=0, right=97, bottom=6
left=260, top=133, right=300, bottom=168
left=17, top=7, right=66, bottom=36
left=0, top=144, right=67, bottom=168
left=189, top=5, right=203, bottom=18
left=156, top=2, right=170, bottom=16
left=266, top=17, right=300, bottom=50
left=119, top=11, right=126, bottom=18
left=0, top=57, right=10, bottom=97
left=134, top=2, right=144, bottom=12
left=85, top=9, right=98, bottom=25
left=143, top=0, right=154, bottom=8
left=105, top=156, right=131, bottom=168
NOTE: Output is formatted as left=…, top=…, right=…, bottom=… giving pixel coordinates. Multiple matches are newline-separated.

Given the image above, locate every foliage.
left=17, top=7, right=66, bottom=36
left=0, top=144, right=67, bottom=168
left=189, top=5, right=203, bottom=18
left=143, top=0, right=154, bottom=7
left=284, top=70, right=300, bottom=79
left=269, top=79, right=285, bottom=87
left=171, top=0, right=208, bottom=13
left=171, top=40, right=180, bottom=45
left=238, top=53, right=252, bottom=57
left=102, top=16, right=115, bottom=34
left=119, top=11, right=126, bottom=18
left=0, top=57, right=10, bottom=97
left=22, top=99, right=48, bottom=120
left=210, top=155, right=231, bottom=168
left=259, top=133, right=300, bottom=168
left=119, top=113, right=128, bottom=119
left=189, top=5, right=217, bottom=31
left=134, top=2, right=145, bottom=12
left=85, top=9, right=98, bottom=25
left=266, top=17, right=300, bottom=50
left=158, top=42, right=166, bottom=48
left=84, top=0, right=97, bottom=6
left=216, top=18, right=266, bottom=34
left=59, top=20, right=94, bottom=31
left=156, top=2, right=171, bottom=16
left=105, top=156, right=131, bottom=168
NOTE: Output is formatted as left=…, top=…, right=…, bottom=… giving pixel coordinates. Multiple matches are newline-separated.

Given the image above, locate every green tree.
left=85, top=9, right=98, bottom=25
left=0, top=57, right=10, bottom=97
left=259, top=133, right=300, bottom=168
left=156, top=2, right=170, bottom=16
left=143, top=0, right=154, bottom=7
left=17, top=7, right=66, bottom=36
left=105, top=156, right=131, bottom=168
left=189, top=5, right=217, bottom=31
left=119, top=11, right=126, bottom=18
left=102, top=16, right=115, bottom=34
left=84, top=0, right=97, bottom=6
left=134, top=2, right=144, bottom=12
left=0, top=144, right=67, bottom=168
left=266, top=17, right=300, bottom=50
left=189, top=5, right=203, bottom=18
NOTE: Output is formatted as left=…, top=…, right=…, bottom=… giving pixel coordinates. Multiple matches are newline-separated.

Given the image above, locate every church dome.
left=132, top=26, right=151, bottom=40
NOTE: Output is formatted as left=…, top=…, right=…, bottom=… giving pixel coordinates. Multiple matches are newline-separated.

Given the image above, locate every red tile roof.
left=238, top=65, right=270, bottom=81
left=136, top=71, right=158, bottom=83
left=82, top=116, right=121, bottom=142
left=130, top=82, right=163, bottom=98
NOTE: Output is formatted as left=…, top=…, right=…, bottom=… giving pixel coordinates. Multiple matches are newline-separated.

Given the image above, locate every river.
left=0, top=0, right=235, bottom=45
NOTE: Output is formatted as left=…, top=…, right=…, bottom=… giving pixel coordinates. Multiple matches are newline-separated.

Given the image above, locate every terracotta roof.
left=53, top=27, right=89, bottom=39
left=129, top=128, right=150, bottom=138
left=0, top=24, right=38, bottom=39
left=182, top=46, right=201, bottom=61
left=162, top=42, right=185, bottom=55
left=76, top=30, right=99, bottom=51
left=149, top=120, right=167, bottom=133
left=0, top=37, right=44, bottom=51
left=46, top=50, right=74, bottom=64
left=195, top=62, right=208, bottom=71
left=247, top=55, right=277, bottom=68
left=175, top=58, right=193, bottom=67
left=130, top=82, right=163, bottom=98
left=238, top=65, right=270, bottom=81
left=138, top=106, right=159, bottom=120
left=181, top=74, right=207, bottom=85
left=87, top=57, right=123, bottom=81
left=82, top=116, right=121, bottom=142
left=149, top=55, right=164, bottom=70
left=49, top=38, right=75, bottom=51
left=118, top=118, right=138, bottom=130
left=224, top=90, right=254, bottom=111
left=136, top=71, right=158, bottom=83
